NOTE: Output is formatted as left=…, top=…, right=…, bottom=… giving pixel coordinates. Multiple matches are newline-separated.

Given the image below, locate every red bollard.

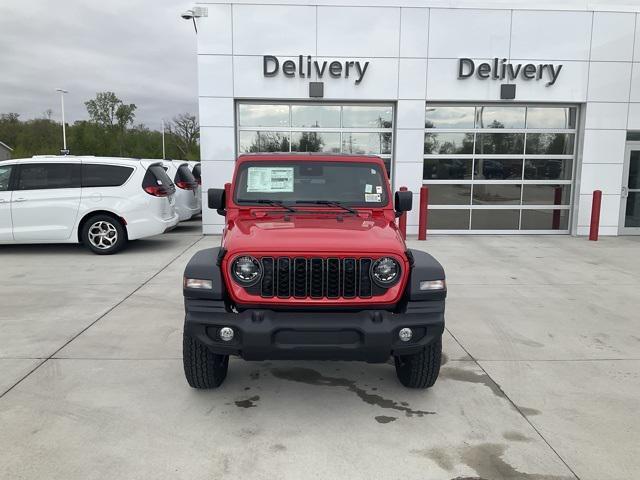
left=398, top=186, right=407, bottom=240
left=589, top=190, right=602, bottom=241
left=418, top=186, right=429, bottom=240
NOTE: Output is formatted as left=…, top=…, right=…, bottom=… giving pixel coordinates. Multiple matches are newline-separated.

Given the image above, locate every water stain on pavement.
left=517, top=406, right=542, bottom=416
left=460, top=443, right=573, bottom=480
left=439, top=366, right=507, bottom=399
left=502, top=430, right=532, bottom=442
left=374, top=415, right=397, bottom=424
left=235, top=395, right=260, bottom=408
left=270, top=367, right=435, bottom=417
left=412, top=447, right=455, bottom=471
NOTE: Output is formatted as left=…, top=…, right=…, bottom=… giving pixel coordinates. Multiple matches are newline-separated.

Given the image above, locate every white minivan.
left=158, top=160, right=200, bottom=221
left=0, top=156, right=179, bottom=254
left=189, top=162, right=202, bottom=216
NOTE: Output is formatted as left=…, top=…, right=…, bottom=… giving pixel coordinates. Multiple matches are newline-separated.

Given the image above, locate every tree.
left=85, top=92, right=137, bottom=155
left=85, top=92, right=135, bottom=129
left=169, top=113, right=199, bottom=160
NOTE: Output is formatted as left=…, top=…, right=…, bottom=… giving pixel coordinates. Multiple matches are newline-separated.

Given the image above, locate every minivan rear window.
left=192, top=163, right=201, bottom=183
left=143, top=164, right=175, bottom=190
left=82, top=164, right=134, bottom=187
left=175, top=164, right=198, bottom=189
left=17, top=163, right=81, bottom=190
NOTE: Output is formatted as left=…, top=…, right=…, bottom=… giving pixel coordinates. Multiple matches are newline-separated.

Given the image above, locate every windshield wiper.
left=240, top=199, right=298, bottom=213
left=295, top=200, right=357, bottom=215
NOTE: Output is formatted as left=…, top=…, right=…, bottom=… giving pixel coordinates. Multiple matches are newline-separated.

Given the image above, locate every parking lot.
left=1, top=223, right=639, bottom=480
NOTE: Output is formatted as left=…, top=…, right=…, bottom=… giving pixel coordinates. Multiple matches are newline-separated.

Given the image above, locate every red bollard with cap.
left=398, top=186, right=408, bottom=240
left=589, top=190, right=602, bottom=241
left=418, top=186, right=429, bottom=240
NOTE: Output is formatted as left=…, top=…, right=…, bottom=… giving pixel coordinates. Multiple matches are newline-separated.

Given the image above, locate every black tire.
left=81, top=214, right=127, bottom=255
left=394, top=336, right=442, bottom=389
left=183, top=332, right=229, bottom=389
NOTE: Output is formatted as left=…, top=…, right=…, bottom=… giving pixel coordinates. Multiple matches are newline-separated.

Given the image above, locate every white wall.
left=196, top=2, right=640, bottom=236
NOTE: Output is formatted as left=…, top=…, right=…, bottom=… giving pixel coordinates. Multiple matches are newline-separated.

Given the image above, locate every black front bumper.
left=185, top=299, right=444, bottom=363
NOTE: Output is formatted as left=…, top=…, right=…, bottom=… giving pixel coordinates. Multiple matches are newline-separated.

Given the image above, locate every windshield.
left=234, top=161, right=389, bottom=207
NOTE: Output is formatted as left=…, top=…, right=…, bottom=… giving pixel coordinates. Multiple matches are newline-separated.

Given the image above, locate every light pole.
left=56, top=88, right=68, bottom=154
left=161, top=119, right=166, bottom=159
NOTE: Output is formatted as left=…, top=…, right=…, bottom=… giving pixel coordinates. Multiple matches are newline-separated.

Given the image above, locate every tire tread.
left=394, top=336, right=442, bottom=389
left=183, top=332, right=228, bottom=389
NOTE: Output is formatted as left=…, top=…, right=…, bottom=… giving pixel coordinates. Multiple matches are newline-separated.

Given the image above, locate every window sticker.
left=375, top=186, right=382, bottom=194
left=365, top=193, right=381, bottom=202
left=365, top=184, right=373, bottom=193
left=247, top=167, right=294, bottom=192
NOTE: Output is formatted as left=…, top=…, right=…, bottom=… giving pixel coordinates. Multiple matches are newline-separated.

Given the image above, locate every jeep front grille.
left=259, top=257, right=374, bottom=299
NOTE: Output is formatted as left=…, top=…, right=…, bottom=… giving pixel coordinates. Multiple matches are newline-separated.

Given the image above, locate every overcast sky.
left=0, top=0, right=198, bottom=130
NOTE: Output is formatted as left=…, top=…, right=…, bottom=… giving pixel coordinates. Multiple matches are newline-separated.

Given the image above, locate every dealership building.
left=193, top=0, right=640, bottom=235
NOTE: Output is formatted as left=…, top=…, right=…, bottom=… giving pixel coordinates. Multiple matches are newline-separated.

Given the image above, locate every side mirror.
left=394, top=190, right=413, bottom=216
left=208, top=188, right=226, bottom=216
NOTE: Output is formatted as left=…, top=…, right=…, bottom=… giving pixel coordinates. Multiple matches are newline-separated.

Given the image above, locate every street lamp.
left=56, top=88, right=69, bottom=155
left=161, top=119, right=166, bottom=159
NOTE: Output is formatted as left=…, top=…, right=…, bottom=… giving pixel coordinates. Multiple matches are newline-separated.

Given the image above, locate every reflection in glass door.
left=620, top=143, right=640, bottom=234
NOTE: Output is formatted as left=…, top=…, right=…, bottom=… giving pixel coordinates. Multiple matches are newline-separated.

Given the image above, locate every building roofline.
left=0, top=141, right=13, bottom=151
left=196, top=0, right=640, bottom=14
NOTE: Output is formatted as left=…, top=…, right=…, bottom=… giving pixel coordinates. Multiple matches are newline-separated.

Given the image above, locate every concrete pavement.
left=1, top=226, right=639, bottom=479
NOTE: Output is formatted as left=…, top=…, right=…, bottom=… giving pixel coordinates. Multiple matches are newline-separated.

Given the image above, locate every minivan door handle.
left=13, top=198, right=27, bottom=202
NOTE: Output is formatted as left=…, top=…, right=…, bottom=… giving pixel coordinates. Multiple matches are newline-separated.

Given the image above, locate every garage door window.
left=237, top=103, right=394, bottom=177
left=424, top=104, right=577, bottom=232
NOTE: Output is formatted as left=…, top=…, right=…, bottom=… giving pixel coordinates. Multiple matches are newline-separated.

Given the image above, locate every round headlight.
left=231, top=256, right=262, bottom=285
left=371, top=257, right=400, bottom=287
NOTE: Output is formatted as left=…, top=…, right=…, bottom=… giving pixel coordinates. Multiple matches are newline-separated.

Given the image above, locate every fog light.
left=399, top=328, right=413, bottom=342
left=219, top=327, right=234, bottom=342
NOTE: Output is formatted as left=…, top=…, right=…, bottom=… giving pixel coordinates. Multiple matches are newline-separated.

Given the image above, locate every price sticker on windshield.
left=247, top=167, right=294, bottom=192
left=365, top=193, right=381, bottom=202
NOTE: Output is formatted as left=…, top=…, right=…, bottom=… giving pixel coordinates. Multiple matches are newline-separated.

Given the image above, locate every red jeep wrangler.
left=182, top=154, right=446, bottom=389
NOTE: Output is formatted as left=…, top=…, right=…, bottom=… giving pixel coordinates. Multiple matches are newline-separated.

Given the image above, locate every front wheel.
left=183, top=332, right=229, bottom=389
left=394, top=336, right=442, bottom=389
left=81, top=215, right=127, bottom=255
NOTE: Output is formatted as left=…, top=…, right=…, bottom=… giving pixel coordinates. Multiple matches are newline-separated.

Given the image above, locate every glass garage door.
left=236, top=102, right=394, bottom=177
left=423, top=104, right=577, bottom=232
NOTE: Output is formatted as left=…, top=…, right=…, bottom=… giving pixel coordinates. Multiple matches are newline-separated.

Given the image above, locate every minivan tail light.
left=144, top=185, right=169, bottom=197
left=176, top=180, right=195, bottom=190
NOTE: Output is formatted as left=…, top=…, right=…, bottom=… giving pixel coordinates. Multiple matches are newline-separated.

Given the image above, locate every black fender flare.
left=183, top=247, right=226, bottom=300
left=405, top=249, right=447, bottom=301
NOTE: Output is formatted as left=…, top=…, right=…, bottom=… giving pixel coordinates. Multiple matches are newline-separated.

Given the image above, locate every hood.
left=223, top=213, right=406, bottom=256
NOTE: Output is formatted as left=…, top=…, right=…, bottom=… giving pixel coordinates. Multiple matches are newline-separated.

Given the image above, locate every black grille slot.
left=343, top=258, right=357, bottom=298
left=359, top=258, right=372, bottom=297
left=261, top=257, right=274, bottom=297
left=310, top=259, right=324, bottom=298
left=258, top=256, right=380, bottom=299
left=326, top=258, right=341, bottom=298
left=293, top=258, right=307, bottom=298
left=277, top=257, right=291, bottom=298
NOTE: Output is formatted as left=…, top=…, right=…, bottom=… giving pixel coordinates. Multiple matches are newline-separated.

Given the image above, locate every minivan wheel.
left=394, top=336, right=442, bottom=389
left=183, top=331, right=229, bottom=389
left=81, top=214, right=126, bottom=255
